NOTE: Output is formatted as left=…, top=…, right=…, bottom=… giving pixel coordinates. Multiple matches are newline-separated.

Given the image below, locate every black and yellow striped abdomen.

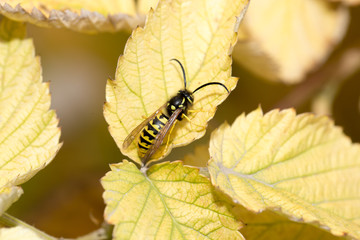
left=138, top=112, right=169, bottom=158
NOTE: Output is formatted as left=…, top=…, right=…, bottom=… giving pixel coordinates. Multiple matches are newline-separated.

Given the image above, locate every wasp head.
left=167, top=89, right=194, bottom=120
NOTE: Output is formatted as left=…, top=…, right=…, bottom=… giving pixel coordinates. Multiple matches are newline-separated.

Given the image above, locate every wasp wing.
left=122, top=103, right=167, bottom=150
left=142, top=108, right=182, bottom=164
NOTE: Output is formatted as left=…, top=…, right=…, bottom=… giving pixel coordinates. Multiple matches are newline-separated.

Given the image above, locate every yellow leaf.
left=208, top=107, right=360, bottom=239
left=101, top=160, right=244, bottom=240
left=237, top=207, right=344, bottom=240
left=0, top=0, right=139, bottom=33
left=0, top=187, right=23, bottom=215
left=0, top=18, right=61, bottom=192
left=0, top=226, right=47, bottom=240
left=233, top=0, right=349, bottom=83
left=104, top=0, right=249, bottom=164
left=137, top=0, right=158, bottom=15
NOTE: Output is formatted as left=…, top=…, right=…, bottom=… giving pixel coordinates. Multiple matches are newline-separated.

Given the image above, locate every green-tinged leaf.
left=0, top=226, right=46, bottom=240
left=237, top=207, right=343, bottom=240
left=233, top=0, right=349, bottom=83
left=104, top=0, right=249, bottom=164
left=208, top=107, right=360, bottom=239
left=0, top=0, right=141, bottom=33
left=0, top=187, right=23, bottom=215
left=0, top=18, right=61, bottom=191
left=101, top=160, right=244, bottom=240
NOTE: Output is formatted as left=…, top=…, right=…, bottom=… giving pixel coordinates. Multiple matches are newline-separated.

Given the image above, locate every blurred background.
left=5, top=1, right=360, bottom=238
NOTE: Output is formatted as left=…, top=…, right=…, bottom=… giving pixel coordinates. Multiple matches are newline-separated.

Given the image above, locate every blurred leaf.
left=208, top=107, right=360, bottom=239
left=0, top=18, right=61, bottom=198
left=104, top=0, right=249, bottom=164
left=233, top=0, right=349, bottom=83
left=329, top=0, right=360, bottom=6
left=0, top=226, right=47, bottom=240
left=0, top=187, right=23, bottom=215
left=273, top=41, right=360, bottom=110
left=0, top=0, right=141, bottom=33
left=137, top=0, right=159, bottom=14
left=101, top=160, right=244, bottom=239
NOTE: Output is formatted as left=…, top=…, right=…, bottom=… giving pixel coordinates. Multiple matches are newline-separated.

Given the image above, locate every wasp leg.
left=182, top=114, right=206, bottom=130
left=187, top=107, right=209, bottom=119
left=187, top=108, right=205, bottom=114
left=187, top=109, right=201, bottom=119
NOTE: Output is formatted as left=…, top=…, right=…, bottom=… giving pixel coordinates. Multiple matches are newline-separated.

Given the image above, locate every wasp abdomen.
left=138, top=113, right=169, bottom=158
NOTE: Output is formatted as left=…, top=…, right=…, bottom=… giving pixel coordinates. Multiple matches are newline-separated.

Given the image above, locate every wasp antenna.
left=193, top=82, right=229, bottom=94
left=170, top=59, right=187, bottom=88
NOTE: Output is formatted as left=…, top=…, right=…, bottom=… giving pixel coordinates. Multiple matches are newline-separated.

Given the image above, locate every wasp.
left=123, top=59, right=229, bottom=164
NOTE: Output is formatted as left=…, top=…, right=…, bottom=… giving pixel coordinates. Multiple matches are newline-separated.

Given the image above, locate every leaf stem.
left=273, top=40, right=360, bottom=109
left=0, top=212, right=56, bottom=240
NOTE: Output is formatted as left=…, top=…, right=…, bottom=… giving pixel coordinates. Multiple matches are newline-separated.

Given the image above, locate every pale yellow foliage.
left=208, top=108, right=360, bottom=239
left=104, top=0, right=249, bottom=164
left=0, top=18, right=61, bottom=206
left=101, top=160, right=244, bottom=240
left=0, top=226, right=47, bottom=240
left=234, top=0, right=349, bottom=83
left=0, top=187, right=22, bottom=215
left=0, top=0, right=142, bottom=33
left=1, top=0, right=135, bottom=15
left=137, top=0, right=159, bottom=14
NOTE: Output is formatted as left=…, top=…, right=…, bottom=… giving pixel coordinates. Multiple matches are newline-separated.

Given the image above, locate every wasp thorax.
left=166, top=90, right=194, bottom=120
